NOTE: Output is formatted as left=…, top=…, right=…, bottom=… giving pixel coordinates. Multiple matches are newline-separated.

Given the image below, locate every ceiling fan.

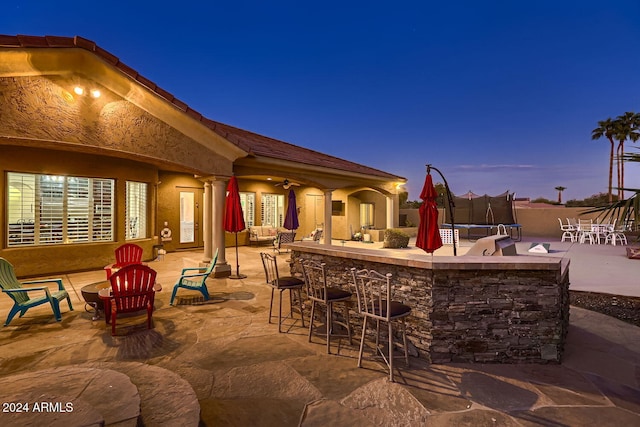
left=274, top=179, right=300, bottom=190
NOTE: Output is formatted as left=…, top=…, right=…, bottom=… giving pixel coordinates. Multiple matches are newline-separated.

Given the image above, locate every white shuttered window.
left=240, top=192, right=255, bottom=227
left=7, top=173, right=114, bottom=246
left=126, top=181, right=147, bottom=240
left=261, top=193, right=284, bottom=227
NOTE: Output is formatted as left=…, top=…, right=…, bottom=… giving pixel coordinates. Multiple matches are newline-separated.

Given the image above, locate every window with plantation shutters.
left=261, top=193, right=284, bottom=227
left=7, top=173, right=36, bottom=246
left=6, top=172, right=114, bottom=246
left=92, top=179, right=114, bottom=241
left=126, top=181, right=147, bottom=240
left=38, top=175, right=64, bottom=244
left=240, top=192, right=255, bottom=227
left=66, top=177, right=90, bottom=242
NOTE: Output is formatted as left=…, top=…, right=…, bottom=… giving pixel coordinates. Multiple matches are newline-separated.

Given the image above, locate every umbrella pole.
left=428, top=164, right=457, bottom=256
left=229, top=232, right=247, bottom=279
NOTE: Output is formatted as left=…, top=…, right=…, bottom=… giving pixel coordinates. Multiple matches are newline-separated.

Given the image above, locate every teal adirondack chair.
left=169, top=249, right=218, bottom=305
left=0, top=258, right=74, bottom=326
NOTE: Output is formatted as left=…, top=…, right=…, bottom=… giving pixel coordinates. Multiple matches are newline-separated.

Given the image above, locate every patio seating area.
left=559, top=217, right=632, bottom=246
left=0, top=239, right=639, bottom=425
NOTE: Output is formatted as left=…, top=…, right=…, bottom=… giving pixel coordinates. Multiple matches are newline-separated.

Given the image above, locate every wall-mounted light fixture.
left=73, top=86, right=101, bottom=98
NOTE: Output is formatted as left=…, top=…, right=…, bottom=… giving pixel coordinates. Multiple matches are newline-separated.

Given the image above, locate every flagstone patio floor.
left=0, top=237, right=638, bottom=426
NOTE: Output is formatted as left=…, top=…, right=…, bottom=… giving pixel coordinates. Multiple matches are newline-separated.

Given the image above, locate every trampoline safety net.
left=444, top=191, right=517, bottom=226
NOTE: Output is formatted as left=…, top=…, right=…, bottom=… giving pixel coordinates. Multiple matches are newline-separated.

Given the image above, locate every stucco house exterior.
left=0, top=35, right=406, bottom=277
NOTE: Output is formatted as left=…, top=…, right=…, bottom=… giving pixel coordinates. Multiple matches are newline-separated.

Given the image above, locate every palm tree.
left=591, top=118, right=617, bottom=203
left=555, top=186, right=566, bottom=204
left=613, top=112, right=640, bottom=199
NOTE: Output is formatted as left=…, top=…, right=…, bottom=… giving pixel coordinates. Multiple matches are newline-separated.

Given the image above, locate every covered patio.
left=0, top=34, right=407, bottom=280
left=0, top=239, right=638, bottom=425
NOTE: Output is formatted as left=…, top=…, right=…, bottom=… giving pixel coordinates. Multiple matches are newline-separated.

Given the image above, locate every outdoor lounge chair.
left=169, top=249, right=218, bottom=305
left=104, top=243, right=145, bottom=279
left=0, top=257, right=74, bottom=326
left=273, top=231, right=296, bottom=254
left=108, top=264, right=157, bottom=335
left=301, top=228, right=323, bottom=243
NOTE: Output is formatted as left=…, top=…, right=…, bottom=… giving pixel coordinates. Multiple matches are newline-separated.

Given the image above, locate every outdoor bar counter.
left=287, top=241, right=570, bottom=364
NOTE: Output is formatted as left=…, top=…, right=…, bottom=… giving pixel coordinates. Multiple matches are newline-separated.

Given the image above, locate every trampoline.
left=444, top=191, right=522, bottom=241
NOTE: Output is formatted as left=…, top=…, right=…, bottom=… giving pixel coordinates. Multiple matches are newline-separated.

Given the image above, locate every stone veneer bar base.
left=287, top=242, right=570, bottom=364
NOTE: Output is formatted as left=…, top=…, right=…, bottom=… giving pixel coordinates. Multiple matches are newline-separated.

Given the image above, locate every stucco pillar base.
left=213, top=263, right=231, bottom=278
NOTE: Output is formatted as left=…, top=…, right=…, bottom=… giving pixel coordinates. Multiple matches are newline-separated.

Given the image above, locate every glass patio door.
left=177, top=189, right=204, bottom=249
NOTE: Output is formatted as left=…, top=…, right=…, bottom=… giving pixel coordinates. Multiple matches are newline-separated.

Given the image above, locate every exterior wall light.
left=73, top=86, right=101, bottom=98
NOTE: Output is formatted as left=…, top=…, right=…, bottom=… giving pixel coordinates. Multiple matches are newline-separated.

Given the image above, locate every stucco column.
left=202, top=181, right=213, bottom=263
left=386, top=195, right=394, bottom=229
left=212, top=178, right=231, bottom=277
left=323, top=189, right=333, bottom=245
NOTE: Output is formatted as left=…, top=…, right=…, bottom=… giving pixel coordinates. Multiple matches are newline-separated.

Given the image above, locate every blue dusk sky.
left=3, top=1, right=640, bottom=201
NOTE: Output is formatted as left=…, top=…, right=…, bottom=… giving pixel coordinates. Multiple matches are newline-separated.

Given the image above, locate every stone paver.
left=0, top=244, right=638, bottom=426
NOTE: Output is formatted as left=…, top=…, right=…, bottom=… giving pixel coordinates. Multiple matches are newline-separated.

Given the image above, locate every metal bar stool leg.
left=402, top=319, right=409, bottom=366
left=344, top=303, right=352, bottom=345
left=389, top=321, right=394, bottom=382
left=326, top=301, right=332, bottom=354
left=296, top=288, right=305, bottom=327
left=268, top=288, right=275, bottom=325
left=308, top=300, right=316, bottom=343
left=278, top=289, right=284, bottom=333
left=358, top=317, right=367, bottom=368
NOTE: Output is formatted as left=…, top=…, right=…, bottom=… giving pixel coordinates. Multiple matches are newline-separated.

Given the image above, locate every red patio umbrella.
left=224, top=176, right=246, bottom=279
left=416, top=172, right=443, bottom=254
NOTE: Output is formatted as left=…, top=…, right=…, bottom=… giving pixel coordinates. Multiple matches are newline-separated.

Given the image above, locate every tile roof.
left=0, top=34, right=405, bottom=182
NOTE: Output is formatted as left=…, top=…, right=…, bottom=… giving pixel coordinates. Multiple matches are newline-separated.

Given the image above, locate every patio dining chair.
left=605, top=219, right=628, bottom=246
left=302, top=260, right=352, bottom=354
left=170, top=249, right=218, bottom=305
left=577, top=219, right=597, bottom=244
left=558, top=218, right=577, bottom=243
left=350, top=267, right=411, bottom=382
left=0, top=257, right=74, bottom=326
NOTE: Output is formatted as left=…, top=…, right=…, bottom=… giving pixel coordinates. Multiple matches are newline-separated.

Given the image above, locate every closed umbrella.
left=283, top=189, right=299, bottom=231
left=224, top=176, right=246, bottom=279
left=277, top=189, right=299, bottom=252
left=416, top=172, right=443, bottom=254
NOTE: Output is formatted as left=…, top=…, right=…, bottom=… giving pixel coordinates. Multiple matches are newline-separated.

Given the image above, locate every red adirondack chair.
left=104, top=243, right=145, bottom=279
left=107, top=264, right=157, bottom=336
